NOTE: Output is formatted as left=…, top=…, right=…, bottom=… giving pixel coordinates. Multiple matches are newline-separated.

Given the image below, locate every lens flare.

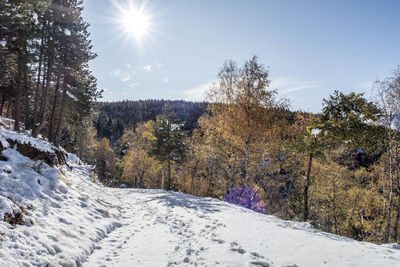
left=111, top=0, right=156, bottom=47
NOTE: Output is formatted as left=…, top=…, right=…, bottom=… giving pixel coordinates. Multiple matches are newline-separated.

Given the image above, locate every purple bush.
left=225, top=186, right=267, bottom=214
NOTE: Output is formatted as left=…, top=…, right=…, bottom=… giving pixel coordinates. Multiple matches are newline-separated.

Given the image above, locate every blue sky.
left=82, top=0, right=400, bottom=112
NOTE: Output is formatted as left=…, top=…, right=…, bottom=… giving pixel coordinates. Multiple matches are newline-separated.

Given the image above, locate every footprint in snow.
left=211, top=238, right=225, bottom=244
left=250, top=252, right=265, bottom=259
left=231, top=247, right=246, bottom=254
left=230, top=241, right=246, bottom=254
left=249, top=261, right=271, bottom=267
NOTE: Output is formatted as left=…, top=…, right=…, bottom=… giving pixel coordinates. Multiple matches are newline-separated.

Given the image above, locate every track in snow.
left=84, top=190, right=272, bottom=267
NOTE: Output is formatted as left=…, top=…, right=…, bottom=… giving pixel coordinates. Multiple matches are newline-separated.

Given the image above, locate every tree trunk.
left=244, top=111, right=251, bottom=182
left=166, top=157, right=172, bottom=191
left=392, top=185, right=400, bottom=242
left=33, top=51, right=52, bottom=137
left=13, top=55, right=23, bottom=131
left=304, top=152, right=313, bottom=221
left=37, top=53, right=48, bottom=122
left=23, top=55, right=29, bottom=128
left=54, top=76, right=68, bottom=146
left=191, top=159, right=199, bottom=195
left=33, top=28, right=45, bottom=125
left=347, top=189, right=361, bottom=237
left=6, top=101, right=11, bottom=117
left=385, top=147, right=394, bottom=243
left=0, top=93, right=5, bottom=117
left=13, top=91, right=21, bottom=131
left=33, top=25, right=53, bottom=138
left=392, top=148, right=400, bottom=242
left=48, top=73, right=61, bottom=141
left=161, top=170, right=165, bottom=190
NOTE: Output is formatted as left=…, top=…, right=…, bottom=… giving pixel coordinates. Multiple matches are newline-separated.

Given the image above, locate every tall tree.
left=144, top=115, right=186, bottom=190
left=203, top=56, right=285, bottom=188
left=374, top=67, right=400, bottom=243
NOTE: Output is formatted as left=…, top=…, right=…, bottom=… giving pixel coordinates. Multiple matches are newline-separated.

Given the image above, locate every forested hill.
left=94, top=100, right=208, bottom=142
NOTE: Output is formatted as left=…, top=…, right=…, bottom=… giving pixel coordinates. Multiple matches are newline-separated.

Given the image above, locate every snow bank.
left=0, top=141, right=122, bottom=266
left=0, top=121, right=66, bottom=166
left=0, top=116, right=15, bottom=129
left=0, top=126, right=56, bottom=154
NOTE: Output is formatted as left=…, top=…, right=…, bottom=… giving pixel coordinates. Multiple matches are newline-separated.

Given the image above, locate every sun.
left=121, top=5, right=150, bottom=38
left=111, top=0, right=155, bottom=45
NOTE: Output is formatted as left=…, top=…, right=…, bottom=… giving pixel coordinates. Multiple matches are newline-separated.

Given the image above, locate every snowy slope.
left=1, top=126, right=400, bottom=266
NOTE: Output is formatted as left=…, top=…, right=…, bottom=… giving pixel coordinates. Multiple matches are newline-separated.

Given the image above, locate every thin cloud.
left=109, top=68, right=134, bottom=82
left=129, top=82, right=140, bottom=88
left=109, top=69, right=122, bottom=77
left=162, top=77, right=168, bottom=83
left=120, top=75, right=132, bottom=82
left=143, top=65, right=152, bottom=72
left=182, top=81, right=214, bottom=101
left=272, top=77, right=322, bottom=95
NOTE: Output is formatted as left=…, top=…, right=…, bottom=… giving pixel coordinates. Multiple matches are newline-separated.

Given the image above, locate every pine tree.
left=144, top=115, right=186, bottom=190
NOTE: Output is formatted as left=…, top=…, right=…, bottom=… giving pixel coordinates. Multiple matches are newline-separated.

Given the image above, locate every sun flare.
left=121, top=6, right=149, bottom=38
left=112, top=0, right=154, bottom=45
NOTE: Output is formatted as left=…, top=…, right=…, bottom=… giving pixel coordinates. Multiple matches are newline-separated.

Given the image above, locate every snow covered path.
left=84, top=189, right=400, bottom=267
left=85, top=190, right=278, bottom=266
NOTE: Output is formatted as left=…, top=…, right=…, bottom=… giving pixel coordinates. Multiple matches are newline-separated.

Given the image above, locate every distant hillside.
left=94, top=100, right=208, bottom=143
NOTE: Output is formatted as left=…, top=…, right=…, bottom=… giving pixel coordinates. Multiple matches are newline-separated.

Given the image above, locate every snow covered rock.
left=0, top=126, right=66, bottom=166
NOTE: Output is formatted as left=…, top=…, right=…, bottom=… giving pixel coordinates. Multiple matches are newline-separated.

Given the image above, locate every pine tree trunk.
left=37, top=53, right=48, bottom=120
left=0, top=93, right=5, bottom=117
left=161, top=170, right=165, bottom=190
left=33, top=25, right=53, bottom=138
left=13, top=55, right=23, bottom=131
left=13, top=91, right=21, bottom=132
left=33, top=28, right=45, bottom=125
left=54, top=76, right=68, bottom=146
left=48, top=73, right=61, bottom=141
left=304, top=152, right=313, bottom=222
left=33, top=49, right=52, bottom=137
left=23, top=55, right=30, bottom=128
left=6, top=101, right=11, bottom=117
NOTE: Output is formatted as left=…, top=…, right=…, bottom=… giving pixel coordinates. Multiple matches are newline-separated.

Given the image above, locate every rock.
left=6, top=139, right=66, bottom=166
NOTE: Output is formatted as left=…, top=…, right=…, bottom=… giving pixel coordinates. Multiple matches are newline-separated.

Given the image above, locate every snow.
left=85, top=191, right=400, bottom=267
left=311, top=128, right=321, bottom=137
left=1, top=127, right=400, bottom=266
left=0, top=135, right=9, bottom=148
left=171, top=123, right=179, bottom=131
left=0, top=125, right=56, bottom=154
left=0, top=116, right=15, bottom=129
